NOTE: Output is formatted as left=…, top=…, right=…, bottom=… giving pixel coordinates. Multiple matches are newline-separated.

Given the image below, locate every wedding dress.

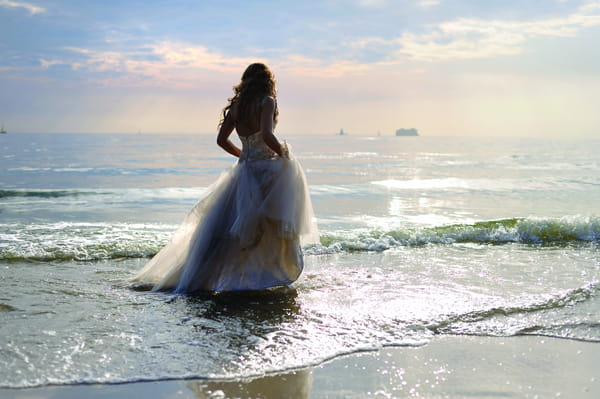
left=132, top=132, right=319, bottom=293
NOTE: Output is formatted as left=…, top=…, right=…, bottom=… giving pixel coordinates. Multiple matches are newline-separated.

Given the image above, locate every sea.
left=0, top=132, right=599, bottom=388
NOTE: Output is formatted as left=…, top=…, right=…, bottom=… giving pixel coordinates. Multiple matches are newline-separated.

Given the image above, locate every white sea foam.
left=2, top=216, right=597, bottom=262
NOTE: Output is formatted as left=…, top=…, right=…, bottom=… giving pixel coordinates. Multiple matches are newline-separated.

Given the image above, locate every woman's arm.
left=216, top=111, right=241, bottom=157
left=260, top=97, right=283, bottom=157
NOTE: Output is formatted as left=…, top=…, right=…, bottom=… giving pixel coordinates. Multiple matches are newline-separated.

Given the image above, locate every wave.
left=0, top=222, right=176, bottom=261
left=0, top=188, right=206, bottom=200
left=313, top=216, right=600, bottom=253
left=429, top=282, right=598, bottom=332
left=1, top=216, right=598, bottom=262
left=516, top=322, right=600, bottom=342
left=370, top=177, right=594, bottom=193
left=427, top=282, right=600, bottom=342
left=0, top=189, right=107, bottom=199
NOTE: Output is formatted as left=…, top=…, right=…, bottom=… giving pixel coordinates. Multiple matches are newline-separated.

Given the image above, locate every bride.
left=132, top=63, right=319, bottom=293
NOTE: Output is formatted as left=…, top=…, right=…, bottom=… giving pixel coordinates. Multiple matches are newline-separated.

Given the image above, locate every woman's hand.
left=281, top=141, right=290, bottom=159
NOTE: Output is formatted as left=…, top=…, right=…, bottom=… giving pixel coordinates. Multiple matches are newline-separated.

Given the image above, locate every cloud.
left=39, top=59, right=63, bottom=69
left=356, top=0, right=388, bottom=7
left=416, top=0, right=441, bottom=8
left=394, top=1, right=600, bottom=61
left=148, top=42, right=258, bottom=72
left=24, top=1, right=600, bottom=87
left=57, top=40, right=378, bottom=87
left=274, top=55, right=372, bottom=77
left=0, top=0, right=45, bottom=15
left=357, top=0, right=441, bottom=10
left=580, top=1, right=600, bottom=13
left=64, top=42, right=257, bottom=73
left=58, top=43, right=261, bottom=88
left=329, top=2, right=600, bottom=65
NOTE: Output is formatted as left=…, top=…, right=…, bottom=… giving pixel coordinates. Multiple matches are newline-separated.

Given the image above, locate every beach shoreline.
left=1, top=334, right=598, bottom=398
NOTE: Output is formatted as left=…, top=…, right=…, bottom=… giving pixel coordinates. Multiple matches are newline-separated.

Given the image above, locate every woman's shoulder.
left=260, top=96, right=276, bottom=108
left=228, top=102, right=239, bottom=119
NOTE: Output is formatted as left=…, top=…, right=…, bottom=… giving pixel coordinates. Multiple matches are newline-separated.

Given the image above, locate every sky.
left=1, top=0, right=600, bottom=137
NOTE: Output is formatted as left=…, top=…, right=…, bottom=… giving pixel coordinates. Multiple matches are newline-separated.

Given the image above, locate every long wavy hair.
left=219, top=63, right=278, bottom=129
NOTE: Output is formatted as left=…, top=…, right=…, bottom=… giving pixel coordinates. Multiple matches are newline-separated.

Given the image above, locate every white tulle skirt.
left=132, top=154, right=319, bottom=293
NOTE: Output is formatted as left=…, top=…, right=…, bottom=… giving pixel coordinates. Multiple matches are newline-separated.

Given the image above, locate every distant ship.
left=338, top=128, right=347, bottom=136
left=396, top=128, right=419, bottom=136
left=0, top=124, right=6, bottom=134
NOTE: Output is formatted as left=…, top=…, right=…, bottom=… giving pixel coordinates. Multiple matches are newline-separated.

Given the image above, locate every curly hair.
left=219, top=63, right=278, bottom=129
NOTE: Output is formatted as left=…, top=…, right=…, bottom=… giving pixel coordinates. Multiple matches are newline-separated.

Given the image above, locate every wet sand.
left=1, top=335, right=598, bottom=398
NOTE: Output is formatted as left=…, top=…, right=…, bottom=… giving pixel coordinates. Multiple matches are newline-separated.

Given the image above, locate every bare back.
left=217, top=96, right=282, bottom=157
left=229, top=99, right=262, bottom=137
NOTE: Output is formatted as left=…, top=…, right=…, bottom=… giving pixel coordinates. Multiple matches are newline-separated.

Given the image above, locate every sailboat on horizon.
left=0, top=124, right=6, bottom=134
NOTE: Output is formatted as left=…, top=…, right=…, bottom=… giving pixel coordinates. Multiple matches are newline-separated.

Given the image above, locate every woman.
left=132, top=63, right=318, bottom=293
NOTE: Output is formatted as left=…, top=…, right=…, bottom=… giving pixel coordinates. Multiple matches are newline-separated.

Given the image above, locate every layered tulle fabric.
left=132, top=133, right=318, bottom=293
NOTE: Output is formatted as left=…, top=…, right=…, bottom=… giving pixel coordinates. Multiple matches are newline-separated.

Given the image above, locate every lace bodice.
left=239, top=132, right=278, bottom=161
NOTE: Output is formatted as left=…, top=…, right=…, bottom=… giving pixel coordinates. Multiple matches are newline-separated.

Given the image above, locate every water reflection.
left=181, top=287, right=301, bottom=323
left=167, top=287, right=311, bottom=391
left=187, top=369, right=312, bottom=399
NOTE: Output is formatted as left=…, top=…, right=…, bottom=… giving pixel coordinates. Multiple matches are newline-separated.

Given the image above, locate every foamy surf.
left=1, top=216, right=598, bottom=261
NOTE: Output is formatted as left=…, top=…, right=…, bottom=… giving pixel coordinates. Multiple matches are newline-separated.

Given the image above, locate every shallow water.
left=1, top=133, right=599, bottom=387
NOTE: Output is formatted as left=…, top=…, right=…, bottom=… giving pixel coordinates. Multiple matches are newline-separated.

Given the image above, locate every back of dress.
left=132, top=132, right=318, bottom=293
left=238, top=131, right=278, bottom=162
